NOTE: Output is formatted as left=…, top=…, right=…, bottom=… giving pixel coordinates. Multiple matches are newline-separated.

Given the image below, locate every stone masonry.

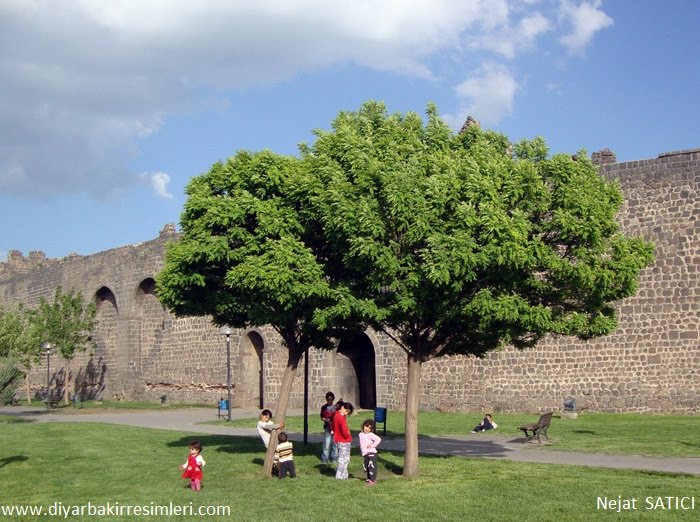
left=1, top=148, right=698, bottom=414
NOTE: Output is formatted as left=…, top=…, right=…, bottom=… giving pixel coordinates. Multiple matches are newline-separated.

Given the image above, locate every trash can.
left=218, top=399, right=230, bottom=419
left=374, top=407, right=387, bottom=435
left=562, top=398, right=577, bottom=419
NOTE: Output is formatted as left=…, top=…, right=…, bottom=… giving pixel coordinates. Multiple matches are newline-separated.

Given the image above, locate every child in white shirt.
left=257, top=409, right=285, bottom=448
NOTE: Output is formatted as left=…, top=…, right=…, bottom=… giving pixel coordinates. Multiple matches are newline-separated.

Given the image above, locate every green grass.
left=14, top=398, right=211, bottom=411
left=1, top=422, right=697, bottom=521
left=219, top=410, right=700, bottom=458
left=0, top=414, right=28, bottom=423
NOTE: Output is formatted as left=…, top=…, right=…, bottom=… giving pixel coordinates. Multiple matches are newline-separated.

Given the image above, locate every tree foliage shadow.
left=0, top=413, right=34, bottom=423
left=0, top=455, right=28, bottom=468
left=313, top=464, right=336, bottom=477
left=74, top=357, right=107, bottom=401
left=377, top=454, right=403, bottom=476
left=166, top=434, right=262, bottom=455
left=416, top=435, right=512, bottom=458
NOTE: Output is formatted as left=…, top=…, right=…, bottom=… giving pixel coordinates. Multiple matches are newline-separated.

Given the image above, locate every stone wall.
left=1, top=149, right=698, bottom=414
left=415, top=148, right=700, bottom=414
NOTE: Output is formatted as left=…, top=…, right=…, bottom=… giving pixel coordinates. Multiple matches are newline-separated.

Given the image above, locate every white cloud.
left=0, top=0, right=611, bottom=200
left=559, top=0, right=614, bottom=55
left=444, top=63, right=519, bottom=128
left=546, top=82, right=563, bottom=96
left=469, top=12, right=553, bottom=58
left=143, top=172, right=174, bottom=199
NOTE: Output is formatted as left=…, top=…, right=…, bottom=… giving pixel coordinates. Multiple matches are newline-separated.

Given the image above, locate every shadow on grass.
left=166, top=431, right=535, bottom=478
left=167, top=434, right=262, bottom=454
left=414, top=435, right=513, bottom=458
left=378, top=455, right=403, bottom=475
left=314, top=463, right=337, bottom=477
left=2, top=409, right=53, bottom=420
left=0, top=455, right=28, bottom=468
left=0, top=414, right=35, bottom=424
left=166, top=435, right=416, bottom=477
left=572, top=430, right=596, bottom=435
left=167, top=435, right=331, bottom=462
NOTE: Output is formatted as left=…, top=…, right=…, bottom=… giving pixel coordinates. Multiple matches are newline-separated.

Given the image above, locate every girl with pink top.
left=358, top=419, right=381, bottom=486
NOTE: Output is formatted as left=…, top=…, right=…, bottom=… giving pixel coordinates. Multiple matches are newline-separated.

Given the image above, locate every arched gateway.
left=238, top=330, right=264, bottom=409
left=337, top=332, right=377, bottom=410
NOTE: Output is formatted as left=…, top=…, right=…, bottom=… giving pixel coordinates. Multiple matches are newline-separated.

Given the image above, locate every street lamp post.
left=220, top=327, right=233, bottom=421
left=43, top=342, right=53, bottom=410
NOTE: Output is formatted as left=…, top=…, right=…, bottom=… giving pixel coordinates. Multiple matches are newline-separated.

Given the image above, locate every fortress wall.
left=1, top=149, right=698, bottom=413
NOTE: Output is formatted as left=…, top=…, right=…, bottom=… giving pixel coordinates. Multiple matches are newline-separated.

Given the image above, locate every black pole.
left=303, top=345, right=309, bottom=445
left=45, top=348, right=50, bottom=410
left=226, top=334, right=232, bottom=421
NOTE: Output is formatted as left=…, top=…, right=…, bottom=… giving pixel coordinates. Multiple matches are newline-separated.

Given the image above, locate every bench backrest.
left=537, top=412, right=553, bottom=428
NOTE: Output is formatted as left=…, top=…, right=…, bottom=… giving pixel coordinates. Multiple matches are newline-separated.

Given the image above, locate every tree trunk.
left=63, top=360, right=71, bottom=406
left=262, top=345, right=304, bottom=476
left=25, top=373, right=31, bottom=404
left=403, top=353, right=422, bottom=477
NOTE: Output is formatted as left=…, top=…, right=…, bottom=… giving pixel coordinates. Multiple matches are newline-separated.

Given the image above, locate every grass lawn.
left=218, top=410, right=700, bottom=458
left=1, top=421, right=697, bottom=522
left=14, top=398, right=212, bottom=411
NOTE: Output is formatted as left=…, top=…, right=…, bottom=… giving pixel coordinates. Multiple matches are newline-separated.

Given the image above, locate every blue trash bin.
left=374, top=407, right=387, bottom=435
left=218, top=399, right=230, bottom=419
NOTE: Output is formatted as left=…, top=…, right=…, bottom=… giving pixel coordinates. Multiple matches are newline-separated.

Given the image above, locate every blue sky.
left=1, top=0, right=698, bottom=261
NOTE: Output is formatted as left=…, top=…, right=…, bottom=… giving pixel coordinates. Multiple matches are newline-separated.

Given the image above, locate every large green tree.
left=156, top=150, right=366, bottom=476
left=32, top=287, right=97, bottom=405
left=303, top=102, right=654, bottom=476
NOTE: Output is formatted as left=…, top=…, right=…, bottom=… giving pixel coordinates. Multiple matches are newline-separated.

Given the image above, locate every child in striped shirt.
left=274, top=432, right=296, bottom=479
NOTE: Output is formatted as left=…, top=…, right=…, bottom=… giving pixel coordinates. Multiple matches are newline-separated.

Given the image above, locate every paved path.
left=3, top=405, right=699, bottom=476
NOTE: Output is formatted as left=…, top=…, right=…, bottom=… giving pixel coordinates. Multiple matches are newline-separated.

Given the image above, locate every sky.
left=1, top=0, right=698, bottom=261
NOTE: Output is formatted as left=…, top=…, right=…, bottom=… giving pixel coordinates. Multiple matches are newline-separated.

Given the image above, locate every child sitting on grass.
left=470, top=414, right=497, bottom=433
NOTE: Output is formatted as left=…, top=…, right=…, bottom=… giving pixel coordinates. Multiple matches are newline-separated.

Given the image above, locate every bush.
left=0, top=358, right=23, bottom=405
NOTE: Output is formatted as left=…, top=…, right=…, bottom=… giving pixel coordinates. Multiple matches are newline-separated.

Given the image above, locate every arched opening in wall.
left=135, top=278, right=167, bottom=377
left=239, top=331, right=264, bottom=409
left=90, top=286, right=118, bottom=400
left=337, top=332, right=376, bottom=410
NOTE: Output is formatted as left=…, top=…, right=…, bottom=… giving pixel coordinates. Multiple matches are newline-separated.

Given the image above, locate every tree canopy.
left=32, top=287, right=97, bottom=404
left=156, top=150, right=366, bottom=475
left=157, top=100, right=654, bottom=478
left=0, top=288, right=96, bottom=404
left=0, top=304, right=38, bottom=403
left=301, top=101, right=654, bottom=476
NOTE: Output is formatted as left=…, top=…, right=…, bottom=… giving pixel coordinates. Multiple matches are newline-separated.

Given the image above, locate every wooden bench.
left=518, top=411, right=553, bottom=443
left=43, top=392, right=62, bottom=408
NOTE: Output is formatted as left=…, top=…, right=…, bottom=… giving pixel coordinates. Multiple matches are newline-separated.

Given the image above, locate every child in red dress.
left=180, top=440, right=206, bottom=491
